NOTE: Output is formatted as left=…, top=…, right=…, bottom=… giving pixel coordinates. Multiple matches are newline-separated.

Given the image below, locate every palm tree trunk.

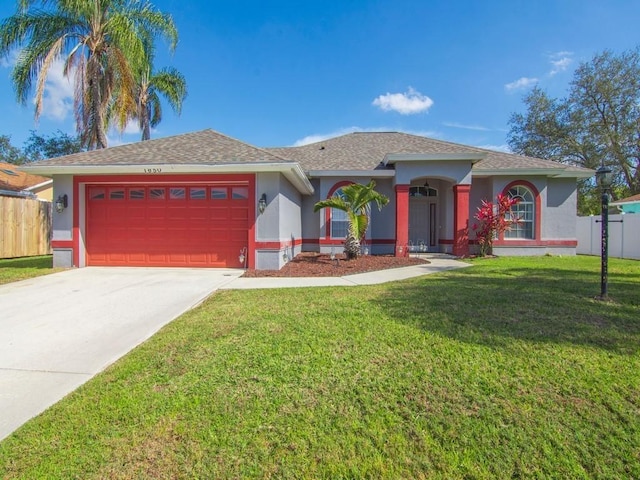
left=344, top=234, right=361, bottom=260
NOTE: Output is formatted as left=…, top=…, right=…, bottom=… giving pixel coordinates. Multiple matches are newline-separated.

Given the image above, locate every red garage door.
left=86, top=183, right=250, bottom=267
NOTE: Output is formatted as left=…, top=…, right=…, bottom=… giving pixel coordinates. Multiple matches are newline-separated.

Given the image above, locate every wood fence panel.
left=0, top=196, right=52, bottom=258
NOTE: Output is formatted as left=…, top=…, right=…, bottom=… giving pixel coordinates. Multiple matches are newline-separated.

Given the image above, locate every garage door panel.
left=87, top=182, right=250, bottom=267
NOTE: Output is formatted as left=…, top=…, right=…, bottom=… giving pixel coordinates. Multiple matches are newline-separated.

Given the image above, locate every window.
left=129, top=188, right=145, bottom=200
left=150, top=188, right=165, bottom=200
left=505, top=185, right=534, bottom=239
left=409, top=186, right=437, bottom=197
left=190, top=187, right=206, bottom=199
left=211, top=187, right=227, bottom=199
left=89, top=187, right=105, bottom=200
left=231, top=187, right=248, bottom=200
left=109, top=188, right=125, bottom=200
left=330, top=187, right=349, bottom=238
left=170, top=187, right=185, bottom=199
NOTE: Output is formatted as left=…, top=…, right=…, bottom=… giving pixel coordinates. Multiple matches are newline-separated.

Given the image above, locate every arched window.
left=330, top=187, right=349, bottom=238
left=505, top=185, right=535, bottom=239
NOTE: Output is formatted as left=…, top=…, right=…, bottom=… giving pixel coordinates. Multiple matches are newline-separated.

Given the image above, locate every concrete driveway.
left=0, top=267, right=242, bottom=441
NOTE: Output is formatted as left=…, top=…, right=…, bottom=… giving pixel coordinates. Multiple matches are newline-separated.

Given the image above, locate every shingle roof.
left=0, top=162, right=51, bottom=192
left=27, top=128, right=593, bottom=178
left=267, top=131, right=592, bottom=174
left=611, top=193, right=640, bottom=204
left=29, top=129, right=294, bottom=166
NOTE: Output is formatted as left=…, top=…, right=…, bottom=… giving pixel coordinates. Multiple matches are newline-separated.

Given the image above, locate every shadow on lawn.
left=375, top=264, right=640, bottom=355
left=0, top=255, right=53, bottom=270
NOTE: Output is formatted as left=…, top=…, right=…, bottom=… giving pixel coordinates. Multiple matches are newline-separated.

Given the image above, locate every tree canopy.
left=0, top=130, right=83, bottom=164
left=508, top=47, right=640, bottom=213
left=0, top=0, right=182, bottom=150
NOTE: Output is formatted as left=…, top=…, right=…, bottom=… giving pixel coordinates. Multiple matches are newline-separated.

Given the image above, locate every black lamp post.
left=595, top=165, right=614, bottom=299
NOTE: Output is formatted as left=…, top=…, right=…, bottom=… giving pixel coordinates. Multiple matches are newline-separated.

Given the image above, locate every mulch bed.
left=241, top=252, right=429, bottom=277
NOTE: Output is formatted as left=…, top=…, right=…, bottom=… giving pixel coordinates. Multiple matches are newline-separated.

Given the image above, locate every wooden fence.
left=0, top=196, right=52, bottom=258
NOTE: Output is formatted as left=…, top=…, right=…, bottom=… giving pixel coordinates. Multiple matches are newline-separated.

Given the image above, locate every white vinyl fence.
left=576, top=214, right=640, bottom=260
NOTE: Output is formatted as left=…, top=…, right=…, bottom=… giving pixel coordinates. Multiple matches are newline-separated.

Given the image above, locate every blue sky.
left=0, top=0, right=638, bottom=152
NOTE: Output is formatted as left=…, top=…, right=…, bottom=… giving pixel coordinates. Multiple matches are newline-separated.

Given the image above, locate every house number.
left=143, top=168, right=162, bottom=173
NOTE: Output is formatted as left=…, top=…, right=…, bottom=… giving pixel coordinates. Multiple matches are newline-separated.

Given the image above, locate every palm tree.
left=0, top=0, right=178, bottom=149
left=314, top=180, right=389, bottom=260
left=134, top=54, right=187, bottom=141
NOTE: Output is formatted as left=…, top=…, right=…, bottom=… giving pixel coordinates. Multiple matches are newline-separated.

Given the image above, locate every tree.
left=0, top=0, right=178, bottom=150
left=314, top=181, right=389, bottom=260
left=508, top=48, right=640, bottom=213
left=0, top=135, right=27, bottom=164
left=131, top=39, right=187, bottom=141
left=135, top=62, right=187, bottom=141
left=23, top=130, right=83, bottom=161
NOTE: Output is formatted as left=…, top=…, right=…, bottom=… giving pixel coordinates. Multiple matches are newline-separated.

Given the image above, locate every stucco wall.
left=489, top=176, right=580, bottom=255
left=301, top=178, right=321, bottom=249
left=255, top=173, right=302, bottom=270
left=395, top=161, right=473, bottom=185
left=544, top=177, right=578, bottom=239
left=51, top=174, right=74, bottom=267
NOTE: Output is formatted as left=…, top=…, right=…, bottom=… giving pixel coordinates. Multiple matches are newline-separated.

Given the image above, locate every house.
left=21, top=129, right=593, bottom=270
left=610, top=193, right=640, bottom=214
left=0, top=161, right=53, bottom=200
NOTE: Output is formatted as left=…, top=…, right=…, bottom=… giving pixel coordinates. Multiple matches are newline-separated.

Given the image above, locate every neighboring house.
left=610, top=193, right=640, bottom=214
left=0, top=161, right=53, bottom=200
left=21, top=129, right=593, bottom=270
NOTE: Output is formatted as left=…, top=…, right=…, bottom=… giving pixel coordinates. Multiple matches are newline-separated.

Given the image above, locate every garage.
left=86, top=182, right=250, bottom=267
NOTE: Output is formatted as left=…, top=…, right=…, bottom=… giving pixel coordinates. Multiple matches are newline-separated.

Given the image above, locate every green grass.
left=0, top=255, right=60, bottom=285
left=1, top=256, right=639, bottom=479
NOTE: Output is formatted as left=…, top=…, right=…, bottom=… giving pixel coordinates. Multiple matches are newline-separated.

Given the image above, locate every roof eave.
left=383, top=152, right=486, bottom=166
left=473, top=168, right=594, bottom=179
left=306, top=169, right=395, bottom=178
left=21, top=162, right=315, bottom=195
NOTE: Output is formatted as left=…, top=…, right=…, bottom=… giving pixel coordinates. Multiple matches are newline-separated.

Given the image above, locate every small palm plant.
left=314, top=181, right=389, bottom=260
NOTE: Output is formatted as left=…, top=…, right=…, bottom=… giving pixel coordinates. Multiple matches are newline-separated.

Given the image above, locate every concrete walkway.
left=0, top=255, right=469, bottom=441
left=222, top=254, right=470, bottom=289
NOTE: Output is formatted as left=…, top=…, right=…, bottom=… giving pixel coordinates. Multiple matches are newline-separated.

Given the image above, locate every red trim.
left=439, top=239, right=453, bottom=245
left=74, top=174, right=255, bottom=268
left=313, top=238, right=396, bottom=246
left=453, top=184, right=471, bottom=257
left=73, top=178, right=80, bottom=267
left=324, top=181, right=355, bottom=239
left=494, top=239, right=577, bottom=247
left=255, top=238, right=303, bottom=249
left=395, top=184, right=410, bottom=256
left=500, top=180, right=542, bottom=243
left=51, top=240, right=74, bottom=248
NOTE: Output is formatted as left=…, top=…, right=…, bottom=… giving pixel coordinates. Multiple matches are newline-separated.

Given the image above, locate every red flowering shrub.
left=472, top=193, right=520, bottom=256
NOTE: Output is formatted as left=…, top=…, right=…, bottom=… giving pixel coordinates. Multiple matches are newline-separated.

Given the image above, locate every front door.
left=409, top=188, right=438, bottom=251
left=409, top=197, right=428, bottom=251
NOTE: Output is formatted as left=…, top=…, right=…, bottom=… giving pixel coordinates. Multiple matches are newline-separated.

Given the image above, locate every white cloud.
left=372, top=87, right=434, bottom=115
left=38, top=58, right=75, bottom=121
left=443, top=121, right=489, bottom=131
left=0, top=50, right=19, bottom=68
left=504, top=77, right=538, bottom=93
left=291, top=126, right=441, bottom=147
left=475, top=144, right=511, bottom=153
left=123, top=119, right=141, bottom=135
left=549, top=51, right=574, bottom=76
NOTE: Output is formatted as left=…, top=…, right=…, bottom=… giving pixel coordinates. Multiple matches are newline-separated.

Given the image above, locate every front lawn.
left=0, top=255, right=59, bottom=285
left=1, top=256, right=638, bottom=478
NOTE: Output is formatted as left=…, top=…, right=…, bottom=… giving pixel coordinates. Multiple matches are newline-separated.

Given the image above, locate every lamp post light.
left=595, top=165, right=614, bottom=300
